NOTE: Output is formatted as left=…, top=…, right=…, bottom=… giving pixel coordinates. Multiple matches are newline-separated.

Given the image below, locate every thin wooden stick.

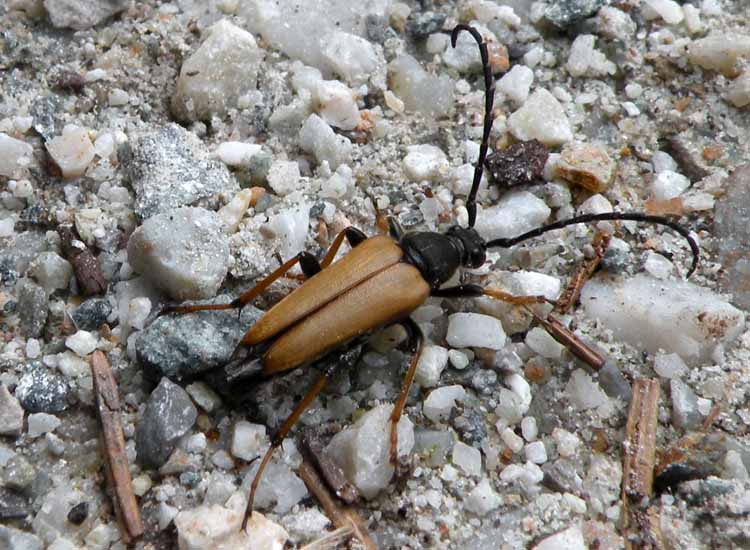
left=91, top=351, right=144, bottom=543
left=555, top=231, right=610, bottom=314
left=298, top=457, right=376, bottom=550
left=622, top=378, right=663, bottom=549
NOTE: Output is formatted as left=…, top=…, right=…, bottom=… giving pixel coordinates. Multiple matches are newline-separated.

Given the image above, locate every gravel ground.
left=2, top=0, right=750, bottom=549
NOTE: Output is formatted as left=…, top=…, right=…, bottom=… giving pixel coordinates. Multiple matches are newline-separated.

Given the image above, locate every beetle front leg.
left=389, top=317, right=424, bottom=465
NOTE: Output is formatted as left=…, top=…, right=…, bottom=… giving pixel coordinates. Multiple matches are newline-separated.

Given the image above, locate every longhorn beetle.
left=162, top=25, right=699, bottom=529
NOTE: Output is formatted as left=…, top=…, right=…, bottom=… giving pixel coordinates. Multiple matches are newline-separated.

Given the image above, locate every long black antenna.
left=451, top=25, right=494, bottom=229
left=486, top=212, right=700, bottom=278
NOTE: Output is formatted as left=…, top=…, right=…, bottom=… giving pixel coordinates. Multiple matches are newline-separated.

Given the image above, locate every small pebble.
left=215, top=142, right=262, bottom=167
left=524, top=441, right=547, bottom=464
left=553, top=428, right=580, bottom=458
left=533, top=525, right=586, bottom=550
left=0, top=385, right=24, bottom=436
left=423, top=385, right=466, bottom=422
left=452, top=441, right=482, bottom=476
left=45, top=125, right=95, bottom=179
left=554, top=142, right=615, bottom=193
left=65, top=330, right=98, bottom=356
left=231, top=421, right=267, bottom=462
left=521, top=417, right=538, bottom=442
left=415, top=345, right=449, bottom=388
left=446, top=313, right=506, bottom=350
left=127, top=207, right=230, bottom=301
left=508, top=89, right=573, bottom=146
left=651, top=170, right=690, bottom=200
left=501, top=427, right=524, bottom=453
left=464, top=478, right=501, bottom=515
left=27, top=412, right=61, bottom=438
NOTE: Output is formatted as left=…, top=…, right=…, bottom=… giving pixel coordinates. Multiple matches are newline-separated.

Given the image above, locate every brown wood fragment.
left=59, top=225, right=106, bottom=296
left=622, top=378, right=662, bottom=550
left=91, top=351, right=144, bottom=543
left=303, top=431, right=360, bottom=504
left=527, top=308, right=606, bottom=371
left=298, top=457, right=376, bottom=550
left=555, top=232, right=610, bottom=314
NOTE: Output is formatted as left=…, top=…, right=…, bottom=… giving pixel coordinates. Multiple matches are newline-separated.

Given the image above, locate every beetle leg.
left=159, top=252, right=310, bottom=315
left=389, top=317, right=424, bottom=465
left=241, top=344, right=364, bottom=530
left=432, top=283, right=553, bottom=306
left=319, top=227, right=368, bottom=269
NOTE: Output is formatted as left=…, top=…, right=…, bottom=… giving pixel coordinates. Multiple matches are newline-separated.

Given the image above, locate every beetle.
left=162, top=25, right=699, bottom=529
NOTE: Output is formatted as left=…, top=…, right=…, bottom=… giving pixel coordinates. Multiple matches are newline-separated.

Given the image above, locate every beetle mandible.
left=162, top=24, right=699, bottom=529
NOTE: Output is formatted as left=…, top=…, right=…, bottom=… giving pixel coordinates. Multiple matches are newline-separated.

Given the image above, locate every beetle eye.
left=470, top=248, right=486, bottom=268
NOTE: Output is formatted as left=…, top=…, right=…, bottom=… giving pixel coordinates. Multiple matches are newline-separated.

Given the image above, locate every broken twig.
left=622, top=378, right=663, bottom=549
left=91, top=351, right=143, bottom=543
left=298, top=457, right=376, bottom=550
left=555, top=231, right=610, bottom=314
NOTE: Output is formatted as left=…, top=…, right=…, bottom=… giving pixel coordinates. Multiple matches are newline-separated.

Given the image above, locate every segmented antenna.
left=451, top=25, right=495, bottom=229
left=486, top=211, right=700, bottom=278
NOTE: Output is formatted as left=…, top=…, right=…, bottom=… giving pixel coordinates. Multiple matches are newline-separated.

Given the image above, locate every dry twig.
left=555, top=231, right=610, bottom=314
left=298, top=457, right=376, bottom=550
left=91, top=351, right=143, bottom=543
left=58, top=225, right=106, bottom=296
left=621, top=378, right=663, bottom=549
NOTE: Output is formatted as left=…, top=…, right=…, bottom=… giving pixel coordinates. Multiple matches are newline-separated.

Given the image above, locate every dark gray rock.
left=136, top=378, right=198, bottom=469
left=124, top=124, right=238, bottom=220
left=15, top=363, right=69, bottom=413
left=0, top=231, right=49, bottom=279
left=405, top=11, right=447, bottom=38
left=597, top=361, right=632, bottom=403
left=17, top=280, right=48, bottom=338
left=71, top=298, right=112, bottom=331
left=543, top=0, right=607, bottom=29
left=136, top=305, right=263, bottom=381
left=2, top=455, right=36, bottom=492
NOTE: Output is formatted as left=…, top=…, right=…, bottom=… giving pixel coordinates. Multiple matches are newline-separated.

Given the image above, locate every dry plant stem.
left=555, top=231, right=610, bottom=314
left=91, top=351, right=144, bottom=543
left=622, top=378, right=663, bottom=550
left=528, top=309, right=606, bottom=370
left=298, top=458, right=377, bottom=550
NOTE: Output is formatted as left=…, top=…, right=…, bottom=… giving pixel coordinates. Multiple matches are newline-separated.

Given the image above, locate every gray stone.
left=71, top=298, right=112, bottom=331
left=124, top=124, right=238, bottom=220
left=127, top=207, right=230, bottom=301
left=0, top=385, right=24, bottom=436
left=597, top=361, right=632, bottom=403
left=136, top=304, right=262, bottom=381
left=405, top=12, right=447, bottom=38
left=0, top=525, right=43, bottom=550
left=543, top=0, right=607, bottom=29
left=44, top=0, right=130, bottom=30
left=17, top=279, right=48, bottom=338
left=716, top=165, right=750, bottom=309
left=15, top=364, right=69, bottom=413
left=671, top=379, right=701, bottom=431
left=171, top=20, right=264, bottom=122
left=413, top=428, right=454, bottom=467
left=3, top=455, right=36, bottom=492
left=136, top=378, right=198, bottom=469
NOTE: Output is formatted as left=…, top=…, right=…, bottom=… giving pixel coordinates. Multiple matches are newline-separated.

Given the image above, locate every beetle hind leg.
left=240, top=343, right=364, bottom=530
left=389, top=318, right=424, bottom=465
